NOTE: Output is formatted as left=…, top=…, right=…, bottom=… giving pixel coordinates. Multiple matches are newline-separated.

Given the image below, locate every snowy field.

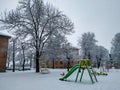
left=0, top=68, right=120, bottom=90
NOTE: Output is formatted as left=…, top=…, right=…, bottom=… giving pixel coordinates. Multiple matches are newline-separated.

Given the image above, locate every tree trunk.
left=97, top=61, right=100, bottom=68
left=67, top=58, right=70, bottom=72
left=12, top=40, right=15, bottom=72
left=30, top=58, right=32, bottom=68
left=96, top=56, right=101, bottom=69
left=96, top=56, right=99, bottom=68
left=52, top=59, right=55, bottom=69
left=84, top=48, right=87, bottom=59
left=7, top=59, right=10, bottom=69
left=98, top=58, right=101, bottom=69
left=88, top=52, right=91, bottom=59
left=36, top=50, right=40, bottom=72
left=22, top=47, right=25, bottom=71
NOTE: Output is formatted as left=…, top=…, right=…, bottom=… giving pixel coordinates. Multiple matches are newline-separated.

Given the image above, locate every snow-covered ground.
left=0, top=68, right=120, bottom=90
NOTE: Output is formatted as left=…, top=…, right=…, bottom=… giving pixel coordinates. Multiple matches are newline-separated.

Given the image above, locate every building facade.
left=45, top=47, right=80, bottom=68
left=0, top=33, right=10, bottom=72
left=46, top=59, right=79, bottom=68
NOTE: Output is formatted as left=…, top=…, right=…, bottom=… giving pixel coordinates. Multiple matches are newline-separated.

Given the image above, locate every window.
left=55, top=61, right=58, bottom=65
left=60, top=61, right=63, bottom=64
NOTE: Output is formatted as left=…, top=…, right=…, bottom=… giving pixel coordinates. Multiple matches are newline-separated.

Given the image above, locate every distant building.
left=47, top=59, right=65, bottom=68
left=46, top=59, right=79, bottom=68
left=33, top=46, right=80, bottom=69
left=0, top=31, right=11, bottom=72
left=46, top=47, right=80, bottom=68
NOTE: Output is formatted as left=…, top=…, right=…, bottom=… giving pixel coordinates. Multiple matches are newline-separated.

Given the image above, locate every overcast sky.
left=0, top=0, right=120, bottom=51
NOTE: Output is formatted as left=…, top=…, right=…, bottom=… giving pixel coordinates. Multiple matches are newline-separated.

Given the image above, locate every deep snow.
left=0, top=68, right=120, bottom=90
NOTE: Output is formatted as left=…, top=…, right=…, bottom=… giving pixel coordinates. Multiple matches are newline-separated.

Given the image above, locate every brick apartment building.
left=0, top=32, right=10, bottom=72
left=46, top=59, right=79, bottom=68
left=40, top=47, right=80, bottom=68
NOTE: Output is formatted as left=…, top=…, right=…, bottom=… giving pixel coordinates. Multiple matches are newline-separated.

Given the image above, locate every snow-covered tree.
left=94, top=45, right=109, bottom=68
left=7, top=37, right=35, bottom=71
left=62, top=42, right=74, bottom=71
left=7, top=37, right=18, bottom=72
left=7, top=41, right=13, bottom=69
left=0, top=0, right=74, bottom=72
left=111, top=33, right=120, bottom=62
left=78, top=32, right=97, bottom=59
left=45, top=34, right=66, bottom=69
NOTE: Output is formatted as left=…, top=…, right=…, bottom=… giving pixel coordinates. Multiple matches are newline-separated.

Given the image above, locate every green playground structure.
left=59, top=59, right=98, bottom=83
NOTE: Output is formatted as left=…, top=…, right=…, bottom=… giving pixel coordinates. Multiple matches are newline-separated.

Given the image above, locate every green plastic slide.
left=59, top=64, right=80, bottom=81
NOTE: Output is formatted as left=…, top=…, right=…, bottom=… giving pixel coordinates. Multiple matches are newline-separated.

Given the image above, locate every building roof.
left=0, top=31, right=11, bottom=38
left=72, top=47, right=79, bottom=50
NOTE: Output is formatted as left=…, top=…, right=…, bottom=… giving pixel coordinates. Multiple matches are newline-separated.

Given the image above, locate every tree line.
left=0, top=0, right=120, bottom=72
left=0, top=0, right=74, bottom=72
left=78, top=32, right=120, bottom=69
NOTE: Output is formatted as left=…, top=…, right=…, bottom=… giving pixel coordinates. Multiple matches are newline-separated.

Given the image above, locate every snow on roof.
left=0, top=30, right=12, bottom=38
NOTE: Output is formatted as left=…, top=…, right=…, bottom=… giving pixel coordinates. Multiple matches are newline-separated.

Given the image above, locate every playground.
left=59, top=59, right=98, bottom=83
left=0, top=68, right=120, bottom=90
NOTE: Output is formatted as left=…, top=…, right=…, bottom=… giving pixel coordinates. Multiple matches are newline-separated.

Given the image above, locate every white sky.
left=0, top=0, right=120, bottom=50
